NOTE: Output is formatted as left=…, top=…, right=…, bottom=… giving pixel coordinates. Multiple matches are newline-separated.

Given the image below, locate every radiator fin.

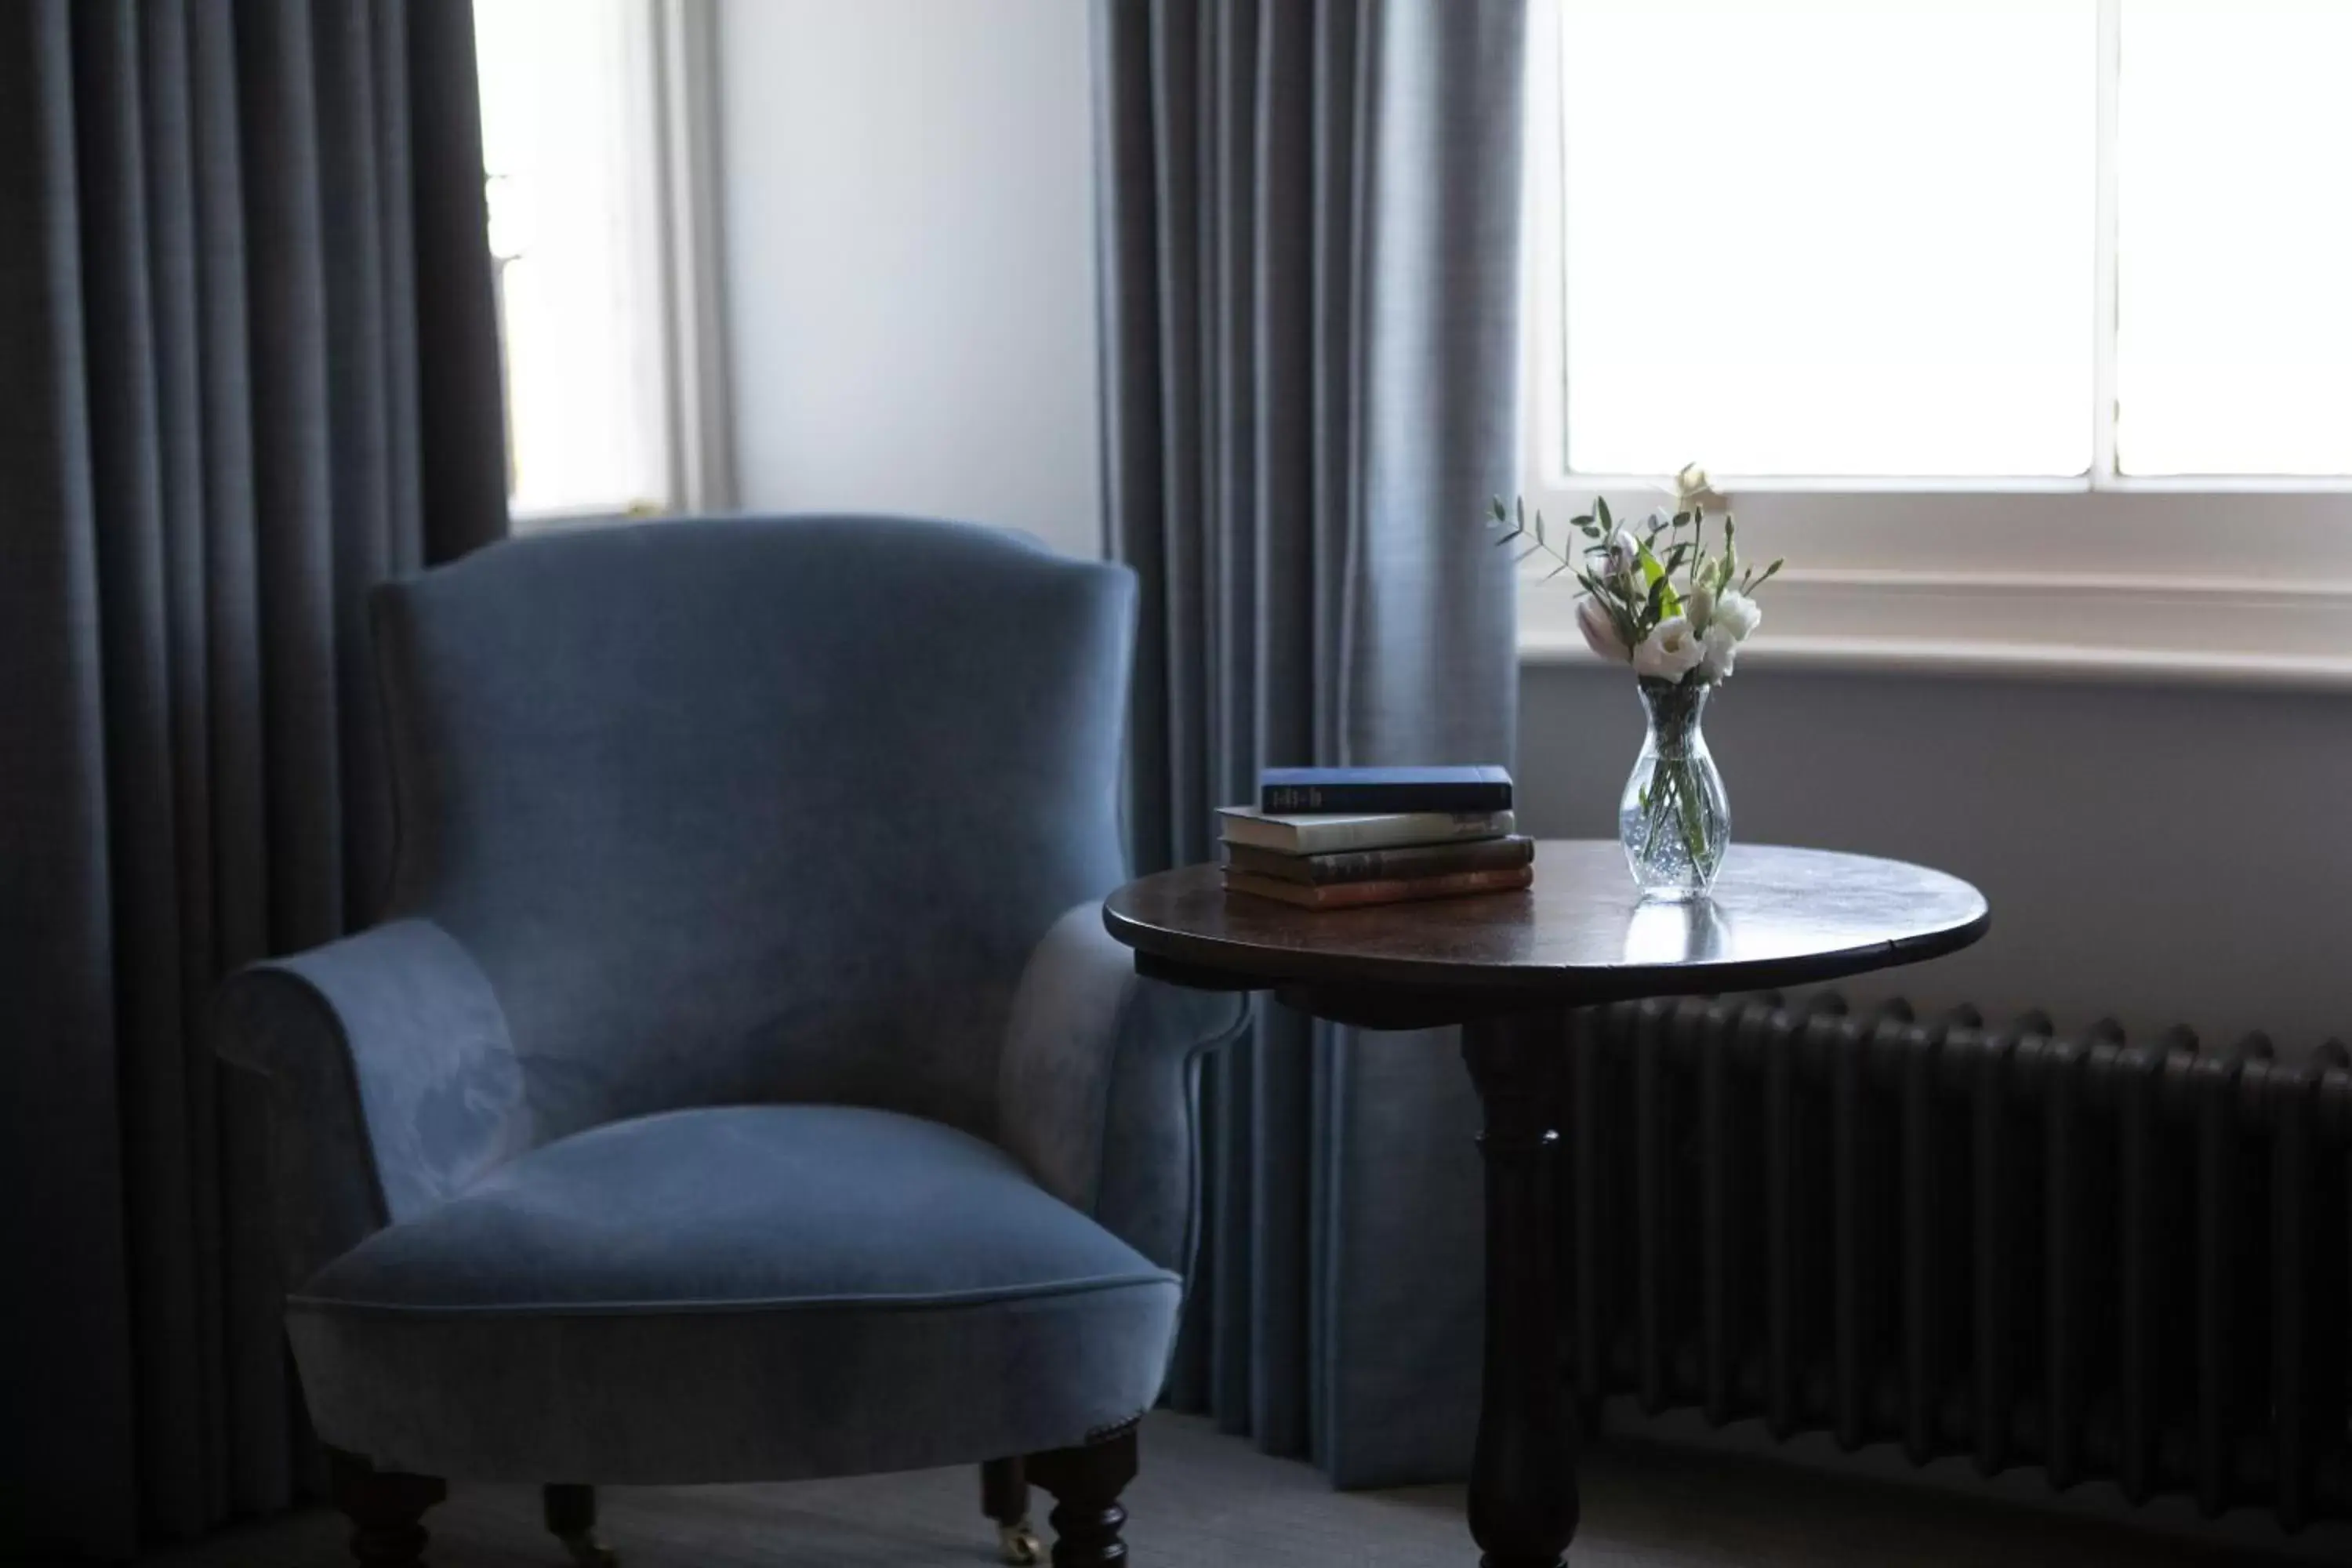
left=1564, top=997, right=2352, bottom=1536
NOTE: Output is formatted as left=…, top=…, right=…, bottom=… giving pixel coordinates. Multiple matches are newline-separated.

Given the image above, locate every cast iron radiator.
left=1559, top=994, right=2352, bottom=1534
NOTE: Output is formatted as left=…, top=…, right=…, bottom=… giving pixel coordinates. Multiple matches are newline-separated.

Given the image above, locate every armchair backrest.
left=371, top=516, right=1134, bottom=1146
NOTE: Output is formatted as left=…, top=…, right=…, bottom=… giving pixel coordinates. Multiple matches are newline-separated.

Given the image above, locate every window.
left=1519, top=0, right=2352, bottom=681
left=2114, top=2, right=2352, bottom=477
left=474, top=0, right=731, bottom=524
left=1561, top=2, right=2093, bottom=481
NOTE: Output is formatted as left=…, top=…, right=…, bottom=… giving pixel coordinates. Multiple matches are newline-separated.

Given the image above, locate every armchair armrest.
left=213, top=918, right=530, bottom=1287
left=996, top=903, right=1250, bottom=1273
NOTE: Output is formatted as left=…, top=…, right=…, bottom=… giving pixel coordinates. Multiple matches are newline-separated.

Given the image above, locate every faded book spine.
left=1260, top=778, right=1512, bottom=813
left=1216, top=808, right=1515, bottom=855
left=1222, top=835, right=1535, bottom=886
left=1221, top=863, right=1534, bottom=910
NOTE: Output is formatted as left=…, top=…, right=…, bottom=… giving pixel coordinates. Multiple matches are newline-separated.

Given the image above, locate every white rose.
left=1576, top=596, right=1631, bottom=663
left=1632, top=616, right=1704, bottom=682
left=1700, top=621, right=1740, bottom=682
left=1684, top=584, right=1715, bottom=633
left=1713, top=590, right=1762, bottom=641
left=1670, top=462, right=1725, bottom=514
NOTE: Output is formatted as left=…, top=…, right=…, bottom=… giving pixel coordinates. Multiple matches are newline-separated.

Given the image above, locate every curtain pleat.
left=1096, top=0, right=1528, bottom=1487
left=0, top=1, right=503, bottom=1555
left=314, top=0, right=400, bottom=927
left=136, top=26, right=232, bottom=1528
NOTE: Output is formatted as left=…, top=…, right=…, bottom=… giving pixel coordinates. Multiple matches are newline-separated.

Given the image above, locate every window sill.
left=509, top=502, right=672, bottom=533
left=1517, top=571, right=2352, bottom=691
left=1507, top=484, right=2352, bottom=691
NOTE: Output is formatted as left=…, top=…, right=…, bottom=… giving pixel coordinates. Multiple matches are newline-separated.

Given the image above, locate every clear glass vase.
left=1618, top=677, right=1730, bottom=899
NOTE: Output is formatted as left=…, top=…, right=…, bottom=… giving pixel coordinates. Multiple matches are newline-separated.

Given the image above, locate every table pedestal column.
left=1460, top=1009, right=1579, bottom=1568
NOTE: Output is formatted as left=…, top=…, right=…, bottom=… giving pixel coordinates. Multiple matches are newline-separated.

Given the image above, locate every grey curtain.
left=0, top=1, right=506, bottom=1555
left=1094, top=0, right=1527, bottom=1486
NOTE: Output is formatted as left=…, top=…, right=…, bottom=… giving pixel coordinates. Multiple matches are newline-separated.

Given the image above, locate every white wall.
left=714, top=0, right=1101, bottom=557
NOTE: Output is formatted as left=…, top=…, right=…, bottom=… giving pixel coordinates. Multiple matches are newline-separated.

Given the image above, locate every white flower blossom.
left=1712, top=590, right=1762, bottom=641
left=1669, top=462, right=1726, bottom=514
left=1632, top=616, right=1704, bottom=682
left=1576, top=596, right=1631, bottom=663
left=1700, top=621, right=1740, bottom=682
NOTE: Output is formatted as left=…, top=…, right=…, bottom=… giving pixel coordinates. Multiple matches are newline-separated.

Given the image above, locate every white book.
left=1216, top=805, right=1515, bottom=855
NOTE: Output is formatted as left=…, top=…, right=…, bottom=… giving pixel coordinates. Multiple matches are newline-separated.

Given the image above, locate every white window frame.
left=1516, top=0, right=2352, bottom=688
left=495, top=0, right=735, bottom=529
left=648, top=0, right=735, bottom=517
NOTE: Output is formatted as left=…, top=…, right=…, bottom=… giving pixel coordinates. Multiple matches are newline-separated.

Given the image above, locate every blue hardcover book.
left=1259, top=764, right=1512, bottom=814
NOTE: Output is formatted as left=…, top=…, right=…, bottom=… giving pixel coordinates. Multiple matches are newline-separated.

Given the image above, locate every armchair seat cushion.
left=285, top=1105, right=1181, bottom=1483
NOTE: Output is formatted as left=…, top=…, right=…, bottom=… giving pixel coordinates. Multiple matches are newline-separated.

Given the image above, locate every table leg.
left=1460, top=1009, right=1579, bottom=1568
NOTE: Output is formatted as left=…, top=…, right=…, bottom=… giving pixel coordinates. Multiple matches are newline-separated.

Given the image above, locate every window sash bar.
left=2091, top=0, right=2122, bottom=486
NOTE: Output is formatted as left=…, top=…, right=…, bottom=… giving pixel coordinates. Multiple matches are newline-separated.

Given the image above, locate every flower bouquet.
left=1489, top=464, right=1781, bottom=898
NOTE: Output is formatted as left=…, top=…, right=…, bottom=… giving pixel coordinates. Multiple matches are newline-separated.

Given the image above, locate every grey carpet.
left=147, top=1414, right=2274, bottom=1566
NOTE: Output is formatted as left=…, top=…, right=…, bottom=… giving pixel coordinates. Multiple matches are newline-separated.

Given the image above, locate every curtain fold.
left=0, top=1, right=504, bottom=1555
left=1095, top=0, right=1528, bottom=1486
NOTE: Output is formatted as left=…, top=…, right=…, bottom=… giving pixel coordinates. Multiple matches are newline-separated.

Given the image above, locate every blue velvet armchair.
left=214, top=517, right=1246, bottom=1567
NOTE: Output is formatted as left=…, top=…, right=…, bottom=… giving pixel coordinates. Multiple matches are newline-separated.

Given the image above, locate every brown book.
left=1223, top=834, right=1534, bottom=886
left=1221, top=863, right=1534, bottom=911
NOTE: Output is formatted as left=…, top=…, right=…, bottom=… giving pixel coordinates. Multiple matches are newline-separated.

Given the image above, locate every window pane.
left=1559, top=0, right=2096, bottom=477
left=2115, top=1, right=2352, bottom=477
left=475, top=0, right=670, bottom=515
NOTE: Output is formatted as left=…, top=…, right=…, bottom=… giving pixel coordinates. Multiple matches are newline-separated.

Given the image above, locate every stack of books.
left=1218, top=766, right=1534, bottom=910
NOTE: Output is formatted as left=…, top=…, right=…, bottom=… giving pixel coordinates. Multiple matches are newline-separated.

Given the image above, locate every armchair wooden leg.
left=1026, top=1421, right=1139, bottom=1568
left=327, top=1448, right=446, bottom=1568
left=544, top=1482, right=619, bottom=1566
left=982, top=1457, right=1042, bottom=1564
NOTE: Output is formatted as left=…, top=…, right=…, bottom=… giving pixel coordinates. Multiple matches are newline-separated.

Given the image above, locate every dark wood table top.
left=1103, top=840, right=1989, bottom=1021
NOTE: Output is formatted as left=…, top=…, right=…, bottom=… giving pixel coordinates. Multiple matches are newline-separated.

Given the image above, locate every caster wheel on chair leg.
left=996, top=1519, right=1044, bottom=1565
left=982, top=1456, right=1040, bottom=1564
left=544, top=1484, right=619, bottom=1567
left=328, top=1449, right=446, bottom=1568
left=1027, top=1421, right=1140, bottom=1568
left=557, top=1533, right=619, bottom=1568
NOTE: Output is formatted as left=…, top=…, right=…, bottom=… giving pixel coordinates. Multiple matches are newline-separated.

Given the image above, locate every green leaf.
left=1595, top=495, right=1613, bottom=529
left=1490, top=496, right=1510, bottom=523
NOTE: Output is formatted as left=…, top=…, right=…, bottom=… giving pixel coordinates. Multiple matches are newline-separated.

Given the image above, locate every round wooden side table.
left=1103, top=840, right=1990, bottom=1567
